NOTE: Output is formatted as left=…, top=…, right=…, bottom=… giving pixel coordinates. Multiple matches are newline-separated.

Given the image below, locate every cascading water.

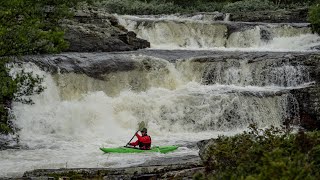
left=177, top=58, right=311, bottom=87
left=1, top=13, right=318, bottom=178
left=117, top=15, right=320, bottom=51
left=0, top=53, right=309, bottom=177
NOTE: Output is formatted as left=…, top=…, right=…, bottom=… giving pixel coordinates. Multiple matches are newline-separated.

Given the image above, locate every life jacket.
left=139, top=135, right=151, bottom=150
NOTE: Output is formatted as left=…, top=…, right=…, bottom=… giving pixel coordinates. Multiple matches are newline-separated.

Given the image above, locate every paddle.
left=125, top=121, right=145, bottom=147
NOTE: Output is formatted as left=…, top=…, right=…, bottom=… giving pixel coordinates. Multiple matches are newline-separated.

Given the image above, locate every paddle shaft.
left=126, top=130, right=138, bottom=146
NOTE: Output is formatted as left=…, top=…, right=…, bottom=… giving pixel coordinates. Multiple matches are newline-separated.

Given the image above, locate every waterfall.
left=10, top=55, right=308, bottom=145
left=1, top=13, right=318, bottom=178
left=177, top=58, right=311, bottom=87
left=117, top=15, right=320, bottom=51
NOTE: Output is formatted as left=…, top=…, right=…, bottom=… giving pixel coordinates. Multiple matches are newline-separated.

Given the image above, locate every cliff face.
left=62, top=8, right=150, bottom=52
left=290, top=55, right=320, bottom=130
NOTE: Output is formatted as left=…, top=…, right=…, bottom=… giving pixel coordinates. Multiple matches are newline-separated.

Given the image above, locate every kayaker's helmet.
left=141, top=128, right=147, bottom=133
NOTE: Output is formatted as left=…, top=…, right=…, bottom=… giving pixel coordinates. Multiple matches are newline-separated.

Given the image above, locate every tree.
left=309, top=2, right=320, bottom=35
left=0, top=0, right=94, bottom=56
left=0, top=0, right=94, bottom=135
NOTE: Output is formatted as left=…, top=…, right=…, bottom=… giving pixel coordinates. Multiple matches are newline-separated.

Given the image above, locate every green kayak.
left=100, top=146, right=178, bottom=154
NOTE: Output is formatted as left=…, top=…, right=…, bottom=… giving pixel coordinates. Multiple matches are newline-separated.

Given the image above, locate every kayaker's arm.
left=135, top=132, right=142, bottom=140
left=130, top=140, right=139, bottom=146
left=129, top=133, right=142, bottom=146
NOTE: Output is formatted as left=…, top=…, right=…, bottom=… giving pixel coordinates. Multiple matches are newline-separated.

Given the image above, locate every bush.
left=222, top=0, right=276, bottom=13
left=98, top=0, right=314, bottom=15
left=99, top=0, right=227, bottom=14
left=99, top=0, right=181, bottom=15
left=201, top=125, right=320, bottom=179
left=193, top=2, right=227, bottom=12
left=0, top=58, right=44, bottom=135
left=0, top=0, right=93, bottom=135
left=309, top=2, right=320, bottom=35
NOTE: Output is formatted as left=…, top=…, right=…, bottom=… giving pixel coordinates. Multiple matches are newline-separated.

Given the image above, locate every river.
left=0, top=14, right=319, bottom=177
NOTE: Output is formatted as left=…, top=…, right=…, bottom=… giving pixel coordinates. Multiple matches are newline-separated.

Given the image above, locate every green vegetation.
left=0, top=59, right=17, bottom=134
left=222, top=0, right=276, bottom=13
left=0, top=59, right=44, bottom=134
left=197, top=125, right=320, bottom=179
left=0, top=0, right=89, bottom=56
left=97, top=0, right=315, bottom=15
left=0, top=0, right=93, bottom=135
left=309, top=2, right=320, bottom=35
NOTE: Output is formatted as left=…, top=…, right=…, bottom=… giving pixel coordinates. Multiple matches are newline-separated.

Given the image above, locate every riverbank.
left=22, top=155, right=202, bottom=179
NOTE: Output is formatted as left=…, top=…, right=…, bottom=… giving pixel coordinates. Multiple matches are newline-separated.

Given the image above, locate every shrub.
left=200, top=125, right=320, bottom=179
left=99, top=0, right=228, bottom=14
left=309, top=2, right=320, bottom=35
left=0, top=0, right=94, bottom=135
left=193, top=2, right=227, bottom=12
left=222, top=0, right=277, bottom=13
left=99, top=0, right=180, bottom=15
left=0, top=58, right=44, bottom=135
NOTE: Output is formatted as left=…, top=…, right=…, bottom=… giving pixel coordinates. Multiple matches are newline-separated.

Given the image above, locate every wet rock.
left=62, top=7, right=150, bottom=52
left=230, top=8, right=308, bottom=23
left=0, top=135, right=21, bottom=151
left=21, top=53, right=137, bottom=79
left=291, top=85, right=320, bottom=130
left=311, top=45, right=320, bottom=50
left=23, top=163, right=204, bottom=180
left=140, top=155, right=201, bottom=167
left=260, top=27, right=272, bottom=42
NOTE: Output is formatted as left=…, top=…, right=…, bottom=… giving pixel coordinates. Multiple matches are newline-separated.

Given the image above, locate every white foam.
left=0, top=61, right=305, bottom=177
left=117, top=15, right=320, bottom=52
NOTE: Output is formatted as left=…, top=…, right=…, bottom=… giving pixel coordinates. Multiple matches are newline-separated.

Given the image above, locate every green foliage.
left=0, top=0, right=94, bottom=135
left=99, top=0, right=184, bottom=15
left=222, top=0, right=276, bottom=13
left=201, top=125, right=320, bottom=179
left=99, top=0, right=226, bottom=15
left=99, top=0, right=312, bottom=15
left=0, top=59, right=17, bottom=134
left=0, top=0, right=93, bottom=56
left=0, top=59, right=44, bottom=135
left=271, top=0, right=317, bottom=5
left=309, top=2, right=320, bottom=35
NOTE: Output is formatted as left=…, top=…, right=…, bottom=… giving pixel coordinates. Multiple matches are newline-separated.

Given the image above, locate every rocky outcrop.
left=230, top=8, right=308, bottom=23
left=23, top=162, right=204, bottom=180
left=289, top=55, right=320, bottom=130
left=21, top=149, right=202, bottom=179
left=62, top=8, right=150, bottom=52
left=291, top=85, right=320, bottom=130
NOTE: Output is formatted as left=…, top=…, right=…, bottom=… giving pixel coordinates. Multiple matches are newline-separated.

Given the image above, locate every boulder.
left=62, top=7, right=150, bottom=52
left=23, top=163, right=204, bottom=180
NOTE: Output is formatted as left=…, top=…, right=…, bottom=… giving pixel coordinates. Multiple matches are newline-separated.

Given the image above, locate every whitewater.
left=0, top=14, right=319, bottom=177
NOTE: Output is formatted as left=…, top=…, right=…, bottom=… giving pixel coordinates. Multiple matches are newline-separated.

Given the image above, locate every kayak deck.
left=100, top=146, right=178, bottom=154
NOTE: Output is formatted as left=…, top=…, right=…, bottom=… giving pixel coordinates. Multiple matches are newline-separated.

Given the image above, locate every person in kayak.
left=128, top=128, right=152, bottom=150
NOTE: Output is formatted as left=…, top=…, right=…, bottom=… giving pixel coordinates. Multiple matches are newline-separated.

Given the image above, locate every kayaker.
left=128, top=128, right=151, bottom=150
